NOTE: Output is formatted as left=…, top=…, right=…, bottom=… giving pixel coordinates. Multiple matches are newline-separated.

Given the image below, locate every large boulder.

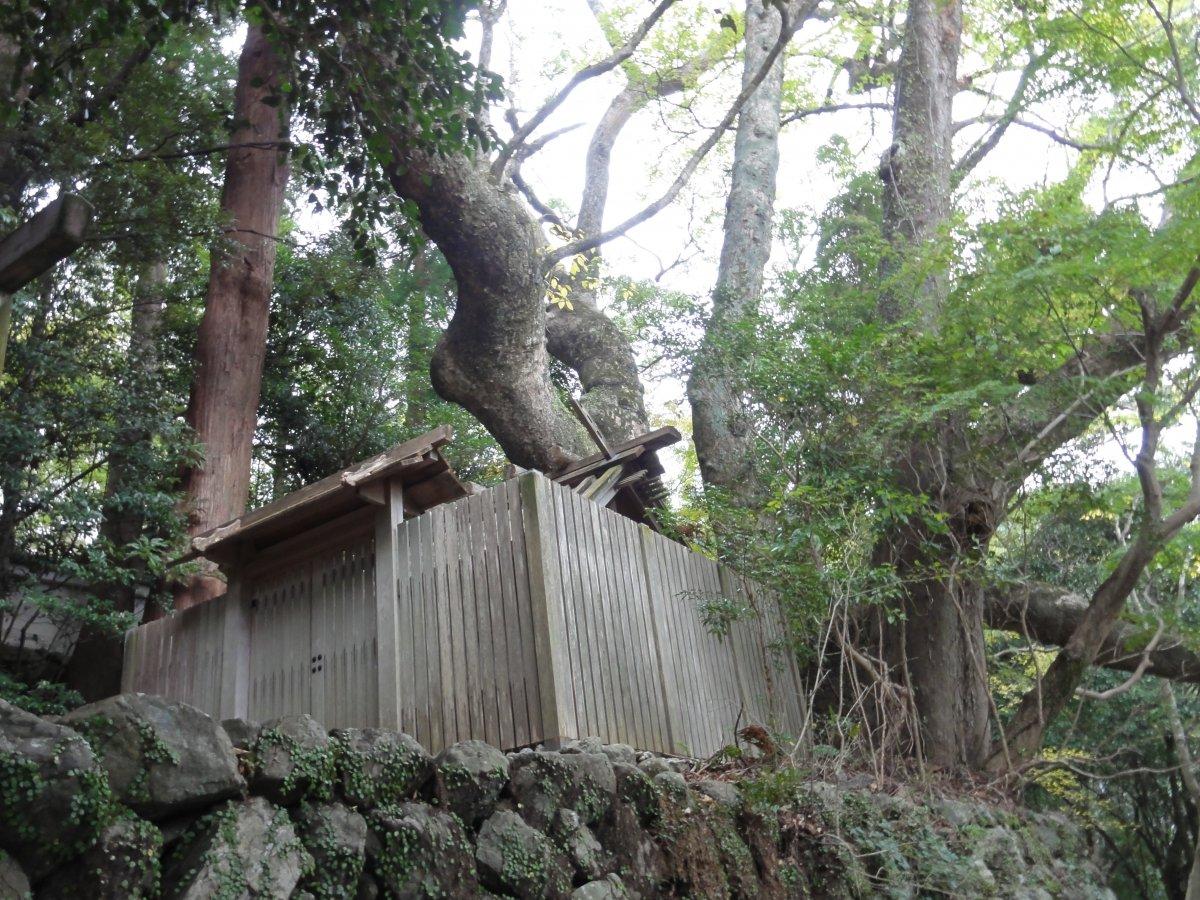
left=293, top=801, right=368, bottom=898
left=161, top=797, right=312, bottom=899
left=427, top=739, right=509, bottom=827
left=250, top=715, right=335, bottom=805
left=612, top=762, right=660, bottom=826
left=509, top=751, right=616, bottom=829
left=475, top=809, right=572, bottom=899
left=365, top=802, right=477, bottom=898
left=36, top=818, right=162, bottom=899
left=332, top=728, right=430, bottom=809
left=0, top=698, right=113, bottom=880
left=64, top=694, right=244, bottom=820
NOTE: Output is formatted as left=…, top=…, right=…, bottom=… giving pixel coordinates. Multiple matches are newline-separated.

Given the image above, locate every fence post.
left=520, top=472, right=574, bottom=746
left=218, top=575, right=251, bottom=720
left=373, top=477, right=404, bottom=730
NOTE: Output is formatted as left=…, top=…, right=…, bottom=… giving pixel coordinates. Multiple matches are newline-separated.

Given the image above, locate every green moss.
left=254, top=727, right=337, bottom=802
left=296, top=804, right=365, bottom=899
left=0, top=749, right=120, bottom=867
left=334, top=733, right=424, bottom=808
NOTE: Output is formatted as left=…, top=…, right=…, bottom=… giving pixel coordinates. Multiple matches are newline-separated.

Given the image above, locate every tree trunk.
left=687, top=0, right=791, bottom=502
left=879, top=0, right=960, bottom=325
left=65, top=261, right=166, bottom=698
left=868, top=0, right=981, bottom=769
left=384, top=147, right=592, bottom=470
left=873, top=498, right=993, bottom=768
left=175, top=23, right=289, bottom=610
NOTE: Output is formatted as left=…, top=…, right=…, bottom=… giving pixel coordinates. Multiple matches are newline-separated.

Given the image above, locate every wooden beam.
left=567, top=394, right=612, bottom=458
left=0, top=194, right=94, bottom=293
left=0, top=194, right=93, bottom=372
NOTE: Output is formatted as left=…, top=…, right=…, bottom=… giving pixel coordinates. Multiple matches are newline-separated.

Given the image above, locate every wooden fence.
left=124, top=472, right=807, bottom=756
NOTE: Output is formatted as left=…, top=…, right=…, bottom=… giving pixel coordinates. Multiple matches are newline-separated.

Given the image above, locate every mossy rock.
left=333, top=729, right=430, bottom=811
left=0, top=698, right=117, bottom=880
left=161, top=797, right=313, bottom=899
left=365, top=802, right=477, bottom=898
left=37, top=817, right=162, bottom=899
left=251, top=716, right=336, bottom=806
left=427, top=740, right=508, bottom=828
left=294, top=801, right=368, bottom=899
left=63, top=694, right=244, bottom=821
left=475, top=809, right=572, bottom=899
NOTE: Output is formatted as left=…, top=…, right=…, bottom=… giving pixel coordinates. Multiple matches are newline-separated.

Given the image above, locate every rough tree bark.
left=687, top=0, right=801, bottom=502
left=878, top=0, right=960, bottom=325
left=175, top=24, right=289, bottom=609
left=385, top=147, right=593, bottom=470
left=867, top=0, right=991, bottom=770
left=66, top=261, right=166, bottom=698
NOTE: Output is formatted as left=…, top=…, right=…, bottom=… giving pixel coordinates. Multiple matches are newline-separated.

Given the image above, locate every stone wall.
left=0, top=694, right=1114, bottom=898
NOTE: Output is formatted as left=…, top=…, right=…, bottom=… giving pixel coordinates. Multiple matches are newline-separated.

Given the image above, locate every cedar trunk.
left=176, top=24, right=289, bottom=610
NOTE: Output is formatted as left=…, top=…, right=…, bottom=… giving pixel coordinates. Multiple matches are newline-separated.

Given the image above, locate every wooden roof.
left=186, top=425, right=469, bottom=566
left=186, top=424, right=682, bottom=567
left=550, top=426, right=679, bottom=529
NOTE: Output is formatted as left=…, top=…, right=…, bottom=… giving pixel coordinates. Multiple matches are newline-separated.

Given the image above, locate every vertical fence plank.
left=507, top=477, right=542, bottom=742
left=520, top=472, right=574, bottom=744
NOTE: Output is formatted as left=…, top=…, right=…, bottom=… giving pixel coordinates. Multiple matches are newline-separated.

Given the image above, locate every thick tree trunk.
left=868, top=0, right=984, bottom=769
left=879, top=0, right=960, bottom=324
left=385, top=148, right=592, bottom=470
left=175, top=24, right=289, bottom=610
left=872, top=497, right=993, bottom=769
left=687, top=0, right=790, bottom=502
left=984, top=582, right=1200, bottom=684
left=66, top=261, right=166, bottom=698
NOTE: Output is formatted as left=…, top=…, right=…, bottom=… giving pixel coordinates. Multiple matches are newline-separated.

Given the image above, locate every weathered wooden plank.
left=506, top=477, right=542, bottom=742
left=432, top=507, right=456, bottom=750
left=553, top=481, right=590, bottom=737
left=608, top=511, right=647, bottom=747
left=468, top=492, right=498, bottom=744
left=587, top=495, right=631, bottom=744
left=219, top=577, right=251, bottom=719
left=620, top=515, right=663, bottom=750
left=520, top=473, right=574, bottom=744
left=494, top=481, right=527, bottom=746
left=372, top=478, right=402, bottom=730
left=481, top=486, right=515, bottom=750
left=567, top=484, right=607, bottom=739
left=639, top=527, right=683, bottom=754
left=394, top=504, right=414, bottom=735
left=414, top=511, right=435, bottom=749
left=451, top=498, right=480, bottom=740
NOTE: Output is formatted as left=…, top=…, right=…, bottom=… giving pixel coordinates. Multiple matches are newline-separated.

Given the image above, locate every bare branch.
left=952, top=52, right=1050, bottom=183
left=545, top=0, right=795, bottom=264
left=491, top=0, right=678, bottom=177
left=779, top=100, right=891, bottom=125
left=1076, top=617, right=1164, bottom=699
